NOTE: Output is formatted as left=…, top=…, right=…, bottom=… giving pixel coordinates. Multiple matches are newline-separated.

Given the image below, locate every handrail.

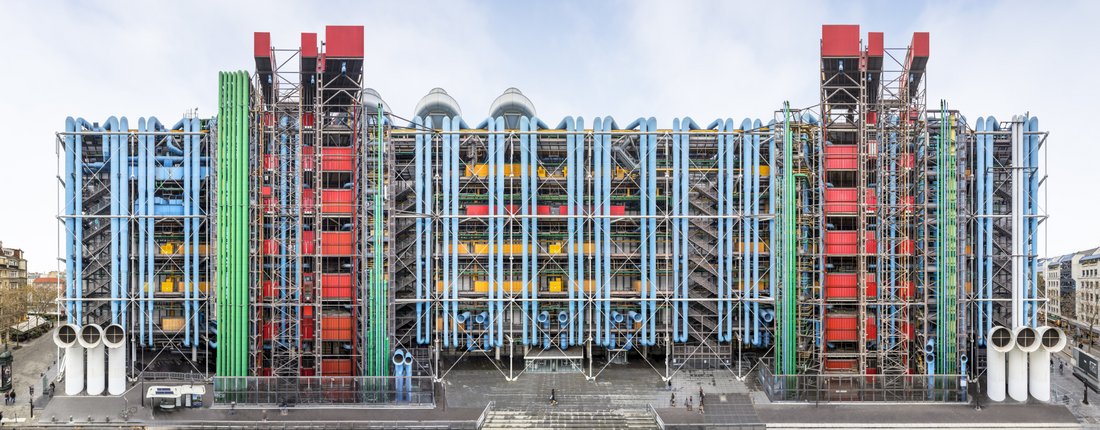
left=475, top=401, right=495, bottom=429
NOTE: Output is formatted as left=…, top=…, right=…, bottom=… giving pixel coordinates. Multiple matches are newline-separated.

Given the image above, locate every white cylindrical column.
left=103, top=324, right=126, bottom=395
left=1030, top=327, right=1068, bottom=402
left=54, top=324, right=84, bottom=396
left=1010, top=326, right=1039, bottom=402
left=987, top=326, right=1014, bottom=402
left=79, top=324, right=105, bottom=395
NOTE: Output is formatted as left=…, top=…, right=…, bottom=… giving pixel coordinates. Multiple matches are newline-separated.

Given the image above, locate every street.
left=1050, top=349, right=1100, bottom=426
left=0, top=331, right=57, bottom=424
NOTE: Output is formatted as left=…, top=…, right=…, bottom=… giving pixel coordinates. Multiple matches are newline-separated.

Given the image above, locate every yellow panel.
left=161, top=317, right=185, bottom=331
left=549, top=280, right=563, bottom=293
left=474, top=281, right=489, bottom=293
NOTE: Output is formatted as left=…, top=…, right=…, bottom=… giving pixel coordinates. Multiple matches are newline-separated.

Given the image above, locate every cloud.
left=0, top=0, right=1093, bottom=271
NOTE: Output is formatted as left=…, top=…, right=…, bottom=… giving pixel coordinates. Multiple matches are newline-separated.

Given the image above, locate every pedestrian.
left=550, top=389, right=557, bottom=406
left=1060, top=361, right=1065, bottom=375
left=670, top=393, right=676, bottom=407
left=699, top=386, right=705, bottom=402
left=1, top=409, right=4, bottom=426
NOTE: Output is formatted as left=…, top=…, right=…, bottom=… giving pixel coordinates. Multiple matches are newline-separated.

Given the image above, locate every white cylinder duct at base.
left=79, top=324, right=105, bottom=396
left=54, top=324, right=83, bottom=396
left=1031, top=326, right=1068, bottom=402
left=987, top=326, right=1014, bottom=402
left=103, top=324, right=126, bottom=395
left=1010, top=326, right=1039, bottom=402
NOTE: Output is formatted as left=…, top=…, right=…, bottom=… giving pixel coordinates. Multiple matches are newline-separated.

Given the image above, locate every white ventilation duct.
left=488, top=87, right=536, bottom=129
left=54, top=324, right=84, bottom=396
left=1010, top=326, right=1039, bottom=402
left=987, top=326, right=1014, bottom=402
left=413, top=88, right=461, bottom=128
left=363, top=88, right=391, bottom=120
left=103, top=324, right=126, bottom=395
left=79, top=324, right=105, bottom=395
left=1030, top=326, right=1067, bottom=402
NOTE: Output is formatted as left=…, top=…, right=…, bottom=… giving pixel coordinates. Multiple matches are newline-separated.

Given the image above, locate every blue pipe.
left=752, top=119, right=762, bottom=346
left=486, top=116, right=497, bottom=348
left=607, top=116, right=616, bottom=347
left=539, top=311, right=550, bottom=349
left=442, top=117, right=452, bottom=348
left=575, top=116, right=585, bottom=347
left=403, top=353, right=413, bottom=402
left=521, top=116, right=531, bottom=346
left=136, top=118, right=146, bottom=343
left=1028, top=117, right=1040, bottom=326
left=415, top=116, right=426, bottom=344
left=634, top=118, right=648, bottom=346
left=680, top=118, right=696, bottom=342
left=725, top=119, right=736, bottom=342
left=393, top=350, right=406, bottom=401
left=422, top=117, right=433, bottom=345
left=558, top=311, right=570, bottom=348
left=181, top=117, right=194, bottom=347
left=451, top=116, right=462, bottom=348
left=72, top=117, right=92, bottom=321
left=530, top=117, right=541, bottom=344
left=672, top=118, right=681, bottom=344
left=985, top=117, right=996, bottom=334
left=64, top=118, right=76, bottom=324
left=981, top=118, right=990, bottom=347
left=191, top=117, right=201, bottom=348
left=121, top=117, right=131, bottom=332
left=146, top=117, right=162, bottom=345
left=715, top=118, right=725, bottom=342
left=740, top=118, right=752, bottom=345
left=646, top=117, right=657, bottom=346
left=104, top=116, right=121, bottom=325
left=495, top=116, right=506, bottom=348
left=594, top=117, right=604, bottom=348
left=565, top=116, right=576, bottom=348
left=768, top=118, right=777, bottom=345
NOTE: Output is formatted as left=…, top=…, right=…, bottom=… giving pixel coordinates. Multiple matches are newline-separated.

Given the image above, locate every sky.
left=0, top=0, right=1096, bottom=272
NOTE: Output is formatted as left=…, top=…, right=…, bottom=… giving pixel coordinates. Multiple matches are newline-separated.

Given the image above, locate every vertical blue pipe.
left=981, top=117, right=990, bottom=343
left=121, top=117, right=131, bottom=333
left=752, top=119, right=762, bottom=346
left=495, top=117, right=505, bottom=347
left=594, top=117, right=603, bottom=347
left=680, top=118, right=694, bottom=342
left=607, top=116, right=616, bottom=347
left=64, top=118, right=76, bottom=324
left=715, top=119, right=725, bottom=342
left=725, top=119, right=736, bottom=342
left=442, top=117, right=451, bottom=348
left=672, top=118, right=681, bottom=343
left=576, top=117, right=585, bottom=347
left=451, top=116, right=462, bottom=348
left=521, top=117, right=531, bottom=346
left=636, top=118, right=648, bottom=346
left=415, top=116, right=426, bottom=344
left=184, top=117, right=194, bottom=347
left=646, top=117, right=657, bottom=346
left=487, top=117, right=496, bottom=348
left=191, top=117, right=201, bottom=348
left=424, top=117, right=433, bottom=345
left=136, top=118, right=146, bottom=342
left=530, top=117, right=540, bottom=344
left=146, top=118, right=161, bottom=345
left=565, top=117, right=576, bottom=348
left=740, top=118, right=751, bottom=345
left=768, top=119, right=777, bottom=346
left=1025, top=117, right=1034, bottom=327
left=985, top=117, right=996, bottom=334
left=106, top=116, right=120, bottom=325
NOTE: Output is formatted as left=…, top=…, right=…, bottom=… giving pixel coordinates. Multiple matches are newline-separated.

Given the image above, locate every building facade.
left=0, top=242, right=27, bottom=290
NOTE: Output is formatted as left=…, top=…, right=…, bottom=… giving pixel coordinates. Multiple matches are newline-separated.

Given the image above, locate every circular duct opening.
left=55, top=324, right=78, bottom=346
left=80, top=324, right=102, bottom=345
left=1016, top=327, right=1038, bottom=349
left=990, top=326, right=1013, bottom=349
left=104, top=324, right=125, bottom=346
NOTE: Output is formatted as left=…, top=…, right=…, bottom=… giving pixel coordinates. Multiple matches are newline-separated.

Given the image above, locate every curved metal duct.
left=54, top=324, right=83, bottom=395
left=103, top=324, right=126, bottom=395
left=363, top=88, right=391, bottom=122
left=1030, top=326, right=1066, bottom=402
left=413, top=88, right=461, bottom=128
left=987, top=326, right=1014, bottom=402
left=79, top=324, right=105, bottom=395
left=488, top=88, right=536, bottom=129
left=1010, top=326, right=1039, bottom=401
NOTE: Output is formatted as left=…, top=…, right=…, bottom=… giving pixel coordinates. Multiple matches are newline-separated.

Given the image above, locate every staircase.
left=480, top=408, right=658, bottom=430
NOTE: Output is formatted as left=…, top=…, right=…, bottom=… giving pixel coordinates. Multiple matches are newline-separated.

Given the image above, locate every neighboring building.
left=31, top=276, right=62, bottom=289
left=1077, top=252, right=1100, bottom=329
left=0, top=241, right=27, bottom=289
left=26, top=270, right=64, bottom=286
left=1042, top=247, right=1100, bottom=335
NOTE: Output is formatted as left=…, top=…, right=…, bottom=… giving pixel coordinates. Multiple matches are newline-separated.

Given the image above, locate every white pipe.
left=80, top=324, right=105, bottom=395
left=54, top=324, right=84, bottom=395
left=103, top=324, right=125, bottom=395
left=1010, top=326, right=1039, bottom=402
left=1010, top=117, right=1025, bottom=328
left=1031, top=326, right=1067, bottom=402
left=987, top=326, right=1014, bottom=402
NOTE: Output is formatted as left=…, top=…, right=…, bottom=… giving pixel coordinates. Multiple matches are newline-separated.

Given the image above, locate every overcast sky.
left=1, top=0, right=1096, bottom=272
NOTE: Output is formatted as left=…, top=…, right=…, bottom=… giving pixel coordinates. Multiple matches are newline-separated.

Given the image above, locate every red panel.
left=824, top=188, right=859, bottom=215
left=321, top=273, right=353, bottom=300
left=320, top=231, right=353, bottom=255
left=300, top=368, right=315, bottom=376
left=865, top=188, right=877, bottom=213
left=825, top=359, right=857, bottom=371
left=254, top=32, right=271, bottom=58
left=321, top=146, right=355, bottom=171
left=824, top=273, right=877, bottom=300
left=263, top=239, right=279, bottom=255
left=867, top=32, right=884, bottom=57
left=824, top=231, right=858, bottom=255
left=259, top=368, right=273, bottom=377
left=911, top=32, right=930, bottom=58
left=821, top=25, right=860, bottom=57
left=825, top=314, right=876, bottom=342
left=320, top=189, right=354, bottom=214
left=302, top=231, right=315, bottom=254
left=325, top=25, right=364, bottom=58
left=866, top=111, right=878, bottom=125
left=262, top=321, right=274, bottom=341
left=261, top=281, right=276, bottom=301
left=302, top=112, right=315, bottom=128
left=301, top=32, right=318, bottom=58
left=321, top=315, right=353, bottom=341
left=466, top=205, right=488, bottom=216
left=537, top=205, right=551, bottom=215
left=321, top=359, right=353, bottom=376
left=824, top=144, right=858, bottom=171
left=897, top=239, right=915, bottom=254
